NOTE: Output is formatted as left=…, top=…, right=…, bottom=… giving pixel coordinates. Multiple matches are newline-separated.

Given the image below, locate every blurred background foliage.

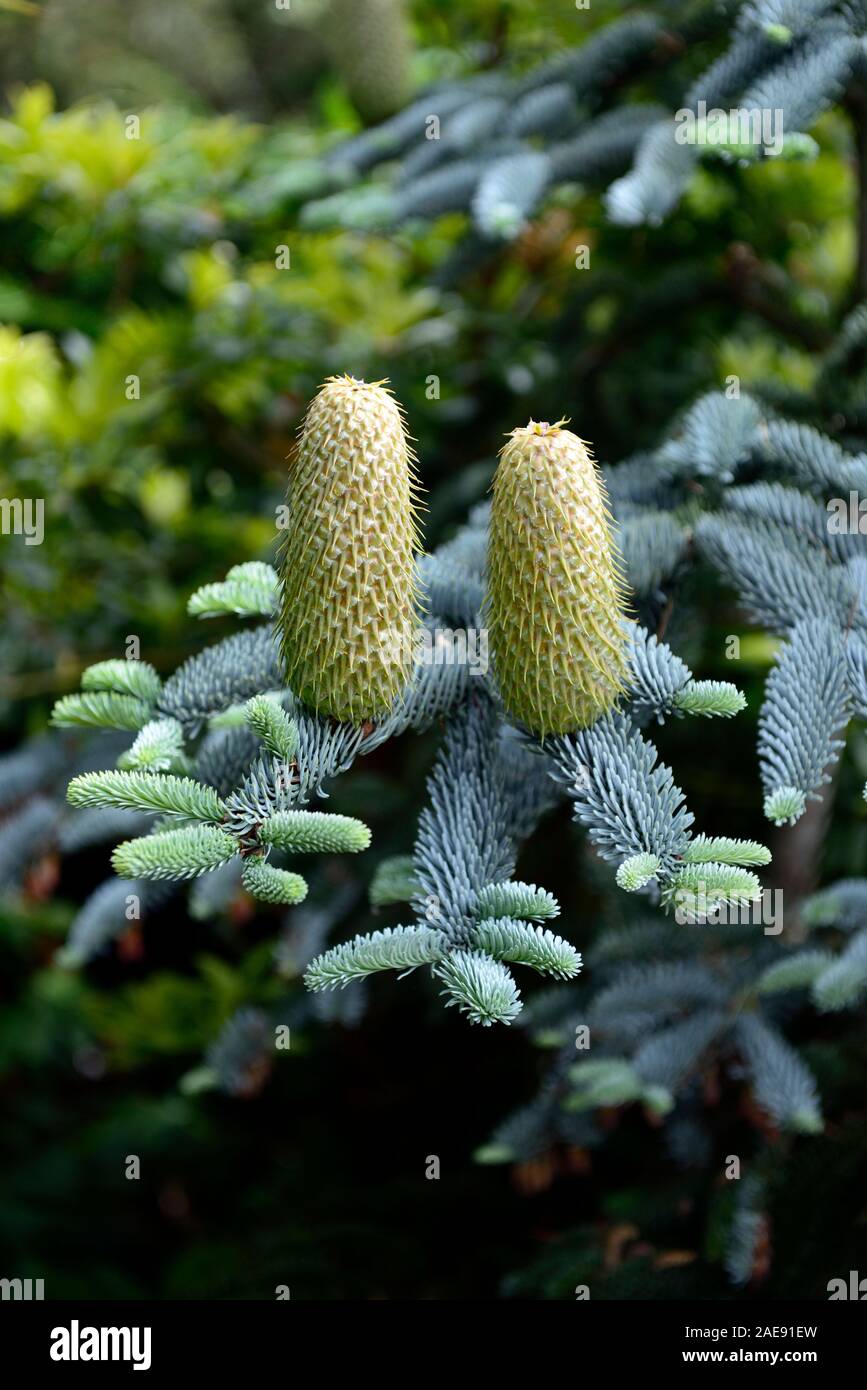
left=1, top=0, right=866, bottom=1299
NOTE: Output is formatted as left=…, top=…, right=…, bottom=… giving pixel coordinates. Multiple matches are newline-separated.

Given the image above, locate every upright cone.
left=326, top=0, right=414, bottom=124
left=487, top=420, right=630, bottom=737
left=278, top=376, right=424, bottom=725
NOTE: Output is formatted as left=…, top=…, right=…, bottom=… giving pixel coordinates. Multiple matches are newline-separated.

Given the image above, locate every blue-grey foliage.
left=413, top=696, right=515, bottom=939
left=305, top=698, right=582, bottom=1023
left=158, top=626, right=281, bottom=732
left=0, top=797, right=60, bottom=889
left=298, top=0, right=867, bottom=264
left=725, top=1175, right=768, bottom=1288
left=61, top=877, right=144, bottom=965
left=734, top=1013, right=822, bottom=1131
left=758, top=619, right=850, bottom=823
left=548, top=715, right=694, bottom=876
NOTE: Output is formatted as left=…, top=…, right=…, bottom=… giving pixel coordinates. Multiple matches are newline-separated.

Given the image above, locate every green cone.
left=325, top=0, right=413, bottom=123
left=278, top=376, right=424, bottom=725
left=488, top=420, right=630, bottom=737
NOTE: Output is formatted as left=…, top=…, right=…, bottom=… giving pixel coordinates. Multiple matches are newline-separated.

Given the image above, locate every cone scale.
left=487, top=420, right=630, bottom=737
left=278, top=376, right=424, bottom=725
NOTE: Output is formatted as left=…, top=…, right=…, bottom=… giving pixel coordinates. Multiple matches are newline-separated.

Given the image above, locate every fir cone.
left=325, top=0, right=413, bottom=123
left=487, top=420, right=630, bottom=737
left=278, top=375, right=424, bottom=725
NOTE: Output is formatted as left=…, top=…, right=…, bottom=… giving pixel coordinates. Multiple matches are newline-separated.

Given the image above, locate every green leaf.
left=369, top=854, right=419, bottom=907
left=684, top=834, right=771, bottom=867
left=668, top=861, right=762, bottom=908
left=305, top=925, right=445, bottom=990
left=615, top=852, right=661, bottom=891
left=241, top=857, right=308, bottom=905
left=112, top=826, right=237, bottom=880
left=433, top=950, right=522, bottom=1027
left=244, top=695, right=299, bottom=761
left=188, top=562, right=278, bottom=618
left=764, top=785, right=807, bottom=826
left=51, top=691, right=152, bottom=732
left=473, top=880, right=560, bottom=921
left=812, top=937, right=867, bottom=1012
left=81, top=658, right=161, bottom=704
left=67, top=770, right=224, bottom=822
left=472, top=917, right=581, bottom=979
left=260, top=809, right=371, bottom=855
left=757, top=950, right=834, bottom=994
left=564, top=1059, right=644, bottom=1111
left=673, top=681, right=746, bottom=718
left=117, top=718, right=187, bottom=773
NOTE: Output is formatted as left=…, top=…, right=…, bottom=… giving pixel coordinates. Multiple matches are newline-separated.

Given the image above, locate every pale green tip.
left=643, top=1085, right=675, bottom=1116
left=764, top=785, right=806, bottom=826
left=789, top=1108, right=823, bottom=1135
left=616, top=852, right=661, bottom=892
left=673, top=680, right=746, bottom=718
left=179, top=1066, right=219, bottom=1096
left=473, top=1143, right=515, bottom=1165
left=763, top=22, right=792, bottom=44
